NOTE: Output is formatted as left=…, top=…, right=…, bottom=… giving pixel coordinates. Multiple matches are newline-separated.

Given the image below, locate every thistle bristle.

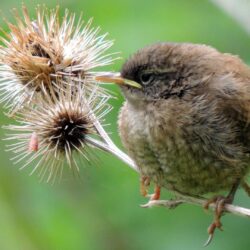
left=0, top=5, right=117, bottom=114
left=3, top=81, right=112, bottom=183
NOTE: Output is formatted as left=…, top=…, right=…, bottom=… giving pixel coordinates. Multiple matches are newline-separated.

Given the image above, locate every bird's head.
left=96, top=42, right=224, bottom=103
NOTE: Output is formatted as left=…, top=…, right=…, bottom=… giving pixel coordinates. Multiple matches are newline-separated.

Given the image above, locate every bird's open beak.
left=95, top=72, right=142, bottom=88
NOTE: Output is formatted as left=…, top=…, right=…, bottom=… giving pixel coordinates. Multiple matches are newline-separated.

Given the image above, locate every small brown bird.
left=98, top=42, right=250, bottom=244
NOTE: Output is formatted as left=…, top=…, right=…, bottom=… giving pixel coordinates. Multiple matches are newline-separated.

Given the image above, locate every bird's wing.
left=210, top=73, right=250, bottom=146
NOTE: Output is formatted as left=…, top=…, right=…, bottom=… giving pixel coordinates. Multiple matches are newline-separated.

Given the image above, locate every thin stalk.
left=85, top=136, right=138, bottom=172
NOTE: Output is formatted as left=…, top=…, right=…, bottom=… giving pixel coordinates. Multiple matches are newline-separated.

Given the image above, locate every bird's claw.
left=204, top=233, right=213, bottom=247
left=203, top=195, right=231, bottom=246
left=204, top=219, right=223, bottom=247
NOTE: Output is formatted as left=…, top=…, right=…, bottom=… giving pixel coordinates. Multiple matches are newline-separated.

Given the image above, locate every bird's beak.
left=95, top=72, right=142, bottom=88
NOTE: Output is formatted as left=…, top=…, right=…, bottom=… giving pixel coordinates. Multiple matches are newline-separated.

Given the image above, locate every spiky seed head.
left=3, top=82, right=112, bottom=183
left=0, top=5, right=116, bottom=114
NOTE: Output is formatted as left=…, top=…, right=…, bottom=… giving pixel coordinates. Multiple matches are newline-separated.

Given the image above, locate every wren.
left=98, top=42, right=250, bottom=244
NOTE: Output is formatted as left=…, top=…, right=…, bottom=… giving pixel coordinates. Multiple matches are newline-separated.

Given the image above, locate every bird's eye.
left=139, top=72, right=155, bottom=85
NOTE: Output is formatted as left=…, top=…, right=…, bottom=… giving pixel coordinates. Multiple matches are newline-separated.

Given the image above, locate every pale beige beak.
left=95, top=72, right=142, bottom=88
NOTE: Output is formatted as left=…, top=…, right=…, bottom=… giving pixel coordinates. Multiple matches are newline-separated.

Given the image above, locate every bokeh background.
left=0, top=0, right=250, bottom=249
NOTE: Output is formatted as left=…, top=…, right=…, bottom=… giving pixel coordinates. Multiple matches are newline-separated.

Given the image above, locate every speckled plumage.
left=118, top=42, right=250, bottom=197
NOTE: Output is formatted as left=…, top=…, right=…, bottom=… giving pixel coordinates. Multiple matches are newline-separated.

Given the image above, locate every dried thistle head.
left=0, top=5, right=116, bottom=113
left=4, top=82, right=112, bottom=182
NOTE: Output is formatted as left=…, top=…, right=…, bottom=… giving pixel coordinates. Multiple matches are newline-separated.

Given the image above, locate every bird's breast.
left=119, top=99, right=249, bottom=196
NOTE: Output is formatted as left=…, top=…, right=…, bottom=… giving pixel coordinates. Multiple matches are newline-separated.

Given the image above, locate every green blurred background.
left=0, top=0, right=250, bottom=249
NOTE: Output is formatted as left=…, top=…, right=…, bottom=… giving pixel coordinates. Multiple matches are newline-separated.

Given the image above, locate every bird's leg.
left=140, top=176, right=161, bottom=200
left=146, top=185, right=161, bottom=200
left=203, top=179, right=240, bottom=246
left=149, top=185, right=161, bottom=200
left=140, top=175, right=151, bottom=197
left=242, top=181, right=250, bottom=197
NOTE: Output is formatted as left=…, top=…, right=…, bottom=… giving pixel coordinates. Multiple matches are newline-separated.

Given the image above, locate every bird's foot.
left=147, top=185, right=161, bottom=201
left=140, top=175, right=161, bottom=200
left=204, top=180, right=240, bottom=246
left=203, top=180, right=239, bottom=246
left=203, top=195, right=231, bottom=246
left=140, top=176, right=151, bottom=197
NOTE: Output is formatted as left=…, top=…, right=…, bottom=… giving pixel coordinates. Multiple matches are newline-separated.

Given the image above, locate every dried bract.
left=3, top=82, right=112, bottom=182
left=0, top=5, right=116, bottom=113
